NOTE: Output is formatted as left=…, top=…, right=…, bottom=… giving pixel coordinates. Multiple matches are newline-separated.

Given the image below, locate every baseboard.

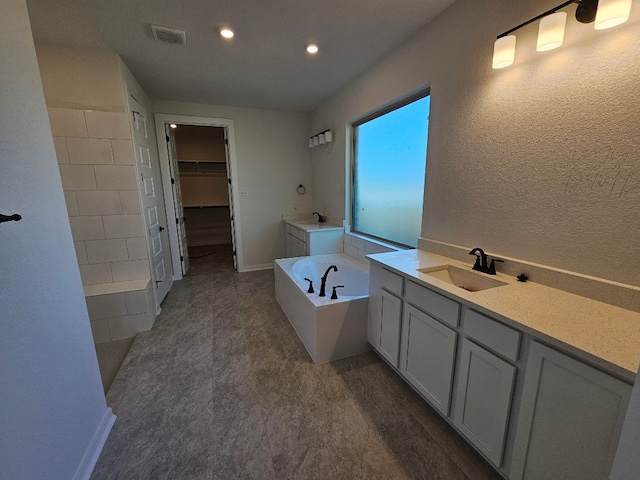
left=239, top=263, right=274, bottom=272
left=72, top=408, right=116, bottom=480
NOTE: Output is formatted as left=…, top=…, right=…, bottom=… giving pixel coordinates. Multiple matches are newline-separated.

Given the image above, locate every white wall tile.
left=90, top=319, right=111, bottom=344
left=58, top=164, right=96, bottom=191
left=84, top=284, right=109, bottom=296
left=343, top=234, right=352, bottom=245
left=69, top=216, right=105, bottom=241
left=119, top=191, right=141, bottom=214
left=66, top=137, right=113, bottom=165
left=64, top=191, right=79, bottom=216
left=111, top=260, right=150, bottom=282
left=108, top=313, right=152, bottom=340
left=74, top=241, right=88, bottom=265
left=111, top=139, right=135, bottom=165
left=85, top=239, right=128, bottom=264
left=53, top=137, right=69, bottom=164
left=344, top=243, right=359, bottom=260
left=124, top=290, right=147, bottom=315
left=126, top=237, right=148, bottom=260
left=79, top=263, right=113, bottom=286
left=86, top=293, right=127, bottom=320
left=356, top=248, right=368, bottom=263
left=48, top=108, right=87, bottom=137
left=351, top=236, right=366, bottom=250
left=94, top=165, right=137, bottom=190
left=103, top=214, right=144, bottom=239
left=85, top=111, right=131, bottom=139
left=76, top=191, right=121, bottom=215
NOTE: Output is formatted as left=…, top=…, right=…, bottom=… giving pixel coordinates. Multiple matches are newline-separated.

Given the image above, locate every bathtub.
left=274, top=254, right=371, bottom=363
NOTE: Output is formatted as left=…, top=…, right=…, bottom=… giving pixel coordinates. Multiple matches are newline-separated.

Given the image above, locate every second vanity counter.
left=367, top=248, right=640, bottom=381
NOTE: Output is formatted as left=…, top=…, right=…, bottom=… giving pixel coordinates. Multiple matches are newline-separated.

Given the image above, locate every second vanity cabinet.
left=367, top=258, right=632, bottom=479
left=284, top=222, right=343, bottom=257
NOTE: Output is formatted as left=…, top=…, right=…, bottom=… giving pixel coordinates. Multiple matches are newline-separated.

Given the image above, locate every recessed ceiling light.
left=219, top=27, right=235, bottom=39
left=169, top=124, right=178, bottom=129
left=306, top=43, right=319, bottom=55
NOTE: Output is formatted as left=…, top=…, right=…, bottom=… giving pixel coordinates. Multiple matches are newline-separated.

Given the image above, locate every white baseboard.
left=72, top=408, right=116, bottom=480
left=239, top=263, right=274, bottom=272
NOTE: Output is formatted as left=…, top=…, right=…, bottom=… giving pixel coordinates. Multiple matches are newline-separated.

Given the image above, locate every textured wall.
left=311, top=0, right=640, bottom=286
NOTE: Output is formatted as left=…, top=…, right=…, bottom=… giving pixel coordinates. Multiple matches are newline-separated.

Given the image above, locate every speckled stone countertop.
left=283, top=218, right=344, bottom=233
left=367, top=249, right=640, bottom=383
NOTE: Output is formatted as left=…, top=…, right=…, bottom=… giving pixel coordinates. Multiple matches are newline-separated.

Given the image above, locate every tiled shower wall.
left=49, top=107, right=155, bottom=342
left=49, top=107, right=149, bottom=286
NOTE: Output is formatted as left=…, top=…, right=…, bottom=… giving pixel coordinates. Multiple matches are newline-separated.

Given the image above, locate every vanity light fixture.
left=219, top=27, right=235, bottom=39
left=309, top=129, right=333, bottom=149
left=492, top=0, right=633, bottom=69
left=306, top=43, right=319, bottom=55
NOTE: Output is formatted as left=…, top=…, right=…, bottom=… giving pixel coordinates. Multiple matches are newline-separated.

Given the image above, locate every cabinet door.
left=453, top=338, right=516, bottom=466
left=400, top=305, right=457, bottom=416
left=285, top=232, right=293, bottom=257
left=510, top=342, right=631, bottom=480
left=378, top=290, right=403, bottom=367
left=367, top=263, right=382, bottom=347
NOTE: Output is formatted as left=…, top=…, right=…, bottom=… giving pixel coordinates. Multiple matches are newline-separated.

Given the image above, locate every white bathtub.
left=274, top=254, right=371, bottom=363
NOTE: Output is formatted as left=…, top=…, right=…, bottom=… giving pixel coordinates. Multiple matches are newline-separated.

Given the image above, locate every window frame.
left=349, top=88, right=431, bottom=249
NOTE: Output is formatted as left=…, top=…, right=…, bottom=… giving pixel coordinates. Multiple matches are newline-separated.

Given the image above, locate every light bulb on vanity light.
left=595, top=0, right=632, bottom=30
left=492, top=35, right=516, bottom=69
left=324, top=130, right=332, bottom=143
left=313, top=136, right=319, bottom=147
left=318, top=133, right=326, bottom=144
left=537, top=11, right=567, bottom=51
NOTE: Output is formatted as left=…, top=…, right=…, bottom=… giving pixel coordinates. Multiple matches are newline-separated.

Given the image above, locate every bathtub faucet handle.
left=303, top=277, right=314, bottom=294
left=330, top=285, right=345, bottom=300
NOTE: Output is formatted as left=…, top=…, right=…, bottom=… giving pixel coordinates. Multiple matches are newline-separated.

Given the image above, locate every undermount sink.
left=417, top=265, right=507, bottom=292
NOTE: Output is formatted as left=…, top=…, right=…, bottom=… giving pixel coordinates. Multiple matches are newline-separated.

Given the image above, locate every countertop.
left=367, top=249, right=640, bottom=382
left=283, top=217, right=344, bottom=233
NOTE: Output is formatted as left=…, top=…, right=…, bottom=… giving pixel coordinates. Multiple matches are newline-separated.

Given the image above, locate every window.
left=352, top=93, right=430, bottom=248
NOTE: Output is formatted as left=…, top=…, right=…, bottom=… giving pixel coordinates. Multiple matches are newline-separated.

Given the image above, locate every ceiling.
left=26, top=0, right=455, bottom=112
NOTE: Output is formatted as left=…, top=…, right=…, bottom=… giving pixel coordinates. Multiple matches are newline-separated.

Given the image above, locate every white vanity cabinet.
left=368, top=262, right=404, bottom=368
left=452, top=310, right=520, bottom=466
left=284, top=222, right=343, bottom=257
left=400, top=304, right=457, bottom=416
left=510, top=342, right=631, bottom=480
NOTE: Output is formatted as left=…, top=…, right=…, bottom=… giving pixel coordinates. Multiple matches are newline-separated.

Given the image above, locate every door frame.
left=154, top=114, right=244, bottom=279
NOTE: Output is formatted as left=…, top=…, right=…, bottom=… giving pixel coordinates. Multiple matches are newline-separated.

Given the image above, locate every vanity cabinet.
left=400, top=304, right=457, bottom=416
left=284, top=222, right=343, bottom=257
left=379, top=290, right=403, bottom=367
left=510, top=342, right=631, bottom=480
left=453, top=338, right=516, bottom=466
left=369, top=263, right=404, bottom=367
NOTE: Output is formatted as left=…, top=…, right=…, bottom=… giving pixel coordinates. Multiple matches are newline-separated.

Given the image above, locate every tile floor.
left=91, top=245, right=502, bottom=480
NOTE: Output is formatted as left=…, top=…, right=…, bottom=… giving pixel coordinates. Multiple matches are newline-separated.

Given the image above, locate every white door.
left=223, top=128, right=237, bottom=269
left=131, top=100, right=172, bottom=305
left=165, top=125, right=190, bottom=275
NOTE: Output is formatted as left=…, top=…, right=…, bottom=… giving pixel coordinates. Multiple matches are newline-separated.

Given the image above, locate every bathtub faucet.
left=319, top=265, right=338, bottom=297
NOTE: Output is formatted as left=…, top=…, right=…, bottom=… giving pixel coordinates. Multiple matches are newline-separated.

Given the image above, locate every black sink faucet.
left=319, top=265, right=338, bottom=297
left=469, top=247, right=489, bottom=273
left=312, top=211, right=325, bottom=223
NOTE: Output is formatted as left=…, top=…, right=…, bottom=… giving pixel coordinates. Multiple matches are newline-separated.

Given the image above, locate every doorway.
left=155, top=115, right=243, bottom=279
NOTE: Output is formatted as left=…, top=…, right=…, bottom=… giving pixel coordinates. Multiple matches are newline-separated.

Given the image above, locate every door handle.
left=159, top=226, right=165, bottom=232
left=0, top=213, right=22, bottom=224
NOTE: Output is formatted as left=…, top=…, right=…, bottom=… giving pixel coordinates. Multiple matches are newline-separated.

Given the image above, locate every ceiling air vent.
left=151, top=25, right=186, bottom=46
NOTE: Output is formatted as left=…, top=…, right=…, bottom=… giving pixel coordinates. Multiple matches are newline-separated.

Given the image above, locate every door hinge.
left=233, top=251, right=236, bottom=256
left=180, top=255, right=184, bottom=262
left=176, top=218, right=179, bottom=224
left=228, top=178, right=231, bottom=184
left=166, top=135, right=170, bottom=142
left=225, top=139, right=228, bottom=145
left=230, top=215, right=233, bottom=221
left=171, top=177, right=175, bottom=184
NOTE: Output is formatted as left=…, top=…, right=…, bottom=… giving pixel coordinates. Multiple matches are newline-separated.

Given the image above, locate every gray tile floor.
left=91, top=245, right=502, bottom=480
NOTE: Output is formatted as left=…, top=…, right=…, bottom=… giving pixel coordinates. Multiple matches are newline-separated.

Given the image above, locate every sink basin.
left=417, top=265, right=507, bottom=292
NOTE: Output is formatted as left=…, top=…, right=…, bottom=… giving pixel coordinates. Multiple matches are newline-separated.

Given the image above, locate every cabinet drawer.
left=405, top=281, right=460, bottom=328
left=380, top=268, right=404, bottom=296
left=464, top=310, right=520, bottom=361
left=292, top=227, right=305, bottom=240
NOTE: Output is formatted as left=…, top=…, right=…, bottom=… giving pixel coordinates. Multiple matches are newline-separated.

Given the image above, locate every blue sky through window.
left=354, top=95, right=430, bottom=247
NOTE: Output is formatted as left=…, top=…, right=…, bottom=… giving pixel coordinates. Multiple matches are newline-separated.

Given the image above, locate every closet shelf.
left=184, top=204, right=230, bottom=208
